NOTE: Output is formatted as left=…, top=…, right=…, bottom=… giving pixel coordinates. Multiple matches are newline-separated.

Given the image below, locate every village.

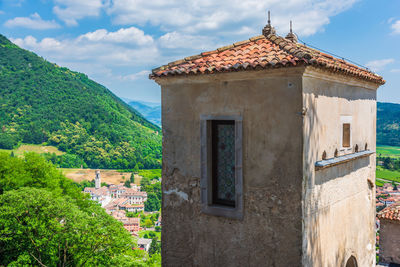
left=83, top=170, right=160, bottom=252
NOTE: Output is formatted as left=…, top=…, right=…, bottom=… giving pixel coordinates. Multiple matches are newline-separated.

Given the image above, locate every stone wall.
left=158, top=68, right=305, bottom=266
left=302, top=67, right=378, bottom=267
left=379, top=220, right=400, bottom=264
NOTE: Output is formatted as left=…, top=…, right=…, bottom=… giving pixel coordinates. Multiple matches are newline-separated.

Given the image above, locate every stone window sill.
left=315, top=150, right=374, bottom=171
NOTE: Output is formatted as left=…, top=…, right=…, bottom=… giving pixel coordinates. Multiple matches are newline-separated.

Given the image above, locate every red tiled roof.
left=378, top=202, right=400, bottom=221
left=150, top=34, right=384, bottom=85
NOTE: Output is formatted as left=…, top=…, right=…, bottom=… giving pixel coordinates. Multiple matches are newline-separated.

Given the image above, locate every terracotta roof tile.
left=150, top=33, right=384, bottom=85
left=378, top=202, right=400, bottom=221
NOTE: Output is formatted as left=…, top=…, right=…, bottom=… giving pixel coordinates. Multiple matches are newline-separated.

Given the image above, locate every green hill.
left=377, top=102, right=400, bottom=146
left=0, top=34, right=161, bottom=169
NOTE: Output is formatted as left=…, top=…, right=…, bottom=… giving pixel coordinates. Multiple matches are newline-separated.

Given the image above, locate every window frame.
left=340, top=115, right=352, bottom=151
left=200, top=115, right=243, bottom=220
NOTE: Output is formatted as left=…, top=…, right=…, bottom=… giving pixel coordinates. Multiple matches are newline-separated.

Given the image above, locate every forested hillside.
left=377, top=102, right=400, bottom=146
left=0, top=34, right=161, bottom=169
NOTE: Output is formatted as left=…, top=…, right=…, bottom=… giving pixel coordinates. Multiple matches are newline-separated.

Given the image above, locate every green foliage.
left=74, top=179, right=107, bottom=190
left=376, top=178, right=385, bottom=187
left=43, top=152, right=87, bottom=168
left=0, top=152, right=153, bottom=266
left=0, top=133, right=18, bottom=149
left=144, top=219, right=153, bottom=228
left=138, top=169, right=161, bottom=180
left=130, top=172, right=135, bottom=183
left=146, top=253, right=161, bottom=267
left=155, top=226, right=161, bottom=232
left=141, top=177, right=151, bottom=187
left=142, top=182, right=161, bottom=212
left=0, top=34, right=162, bottom=169
left=376, top=167, right=400, bottom=183
left=0, top=188, right=133, bottom=266
left=124, top=179, right=131, bottom=188
left=140, top=213, right=160, bottom=229
left=145, top=192, right=161, bottom=212
left=139, top=230, right=161, bottom=241
left=377, top=146, right=400, bottom=158
left=126, top=211, right=141, bottom=218
left=148, top=238, right=161, bottom=256
left=0, top=152, right=81, bottom=198
left=377, top=102, right=400, bottom=146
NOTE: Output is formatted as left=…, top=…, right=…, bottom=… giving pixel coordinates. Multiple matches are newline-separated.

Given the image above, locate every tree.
left=130, top=172, right=135, bottom=184
left=144, top=219, right=154, bottom=228
left=141, top=177, right=151, bottom=187
left=0, top=187, right=133, bottom=266
left=148, top=238, right=161, bottom=256
left=124, top=179, right=131, bottom=188
left=0, top=152, right=82, bottom=199
left=145, top=192, right=161, bottom=212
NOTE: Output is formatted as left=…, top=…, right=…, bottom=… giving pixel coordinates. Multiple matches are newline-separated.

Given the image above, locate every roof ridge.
left=151, top=35, right=266, bottom=74
left=265, top=34, right=312, bottom=62
left=150, top=33, right=385, bottom=85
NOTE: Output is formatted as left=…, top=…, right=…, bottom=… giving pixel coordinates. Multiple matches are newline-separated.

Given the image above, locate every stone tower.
left=95, top=170, right=101, bottom=189
left=150, top=19, right=384, bottom=266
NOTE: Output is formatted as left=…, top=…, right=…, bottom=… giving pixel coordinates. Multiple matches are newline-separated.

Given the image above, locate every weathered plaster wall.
left=302, top=68, right=378, bottom=267
left=159, top=68, right=305, bottom=266
left=379, top=220, right=400, bottom=264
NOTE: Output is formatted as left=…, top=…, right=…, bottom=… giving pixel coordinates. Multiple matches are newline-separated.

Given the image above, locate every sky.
left=0, top=0, right=399, bottom=104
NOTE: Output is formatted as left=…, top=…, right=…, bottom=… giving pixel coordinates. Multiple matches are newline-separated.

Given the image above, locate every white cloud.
left=105, top=0, right=359, bottom=37
left=53, top=0, right=105, bottom=26
left=391, top=20, right=400, bottom=35
left=391, top=69, right=400, bottom=73
left=11, top=30, right=159, bottom=67
left=78, top=27, right=154, bottom=46
left=4, top=13, right=60, bottom=30
left=117, top=70, right=150, bottom=81
left=366, top=59, right=395, bottom=72
left=158, top=32, right=217, bottom=50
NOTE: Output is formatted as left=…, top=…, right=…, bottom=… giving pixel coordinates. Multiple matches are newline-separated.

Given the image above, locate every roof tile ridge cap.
left=267, top=33, right=312, bottom=61
left=213, top=35, right=265, bottom=52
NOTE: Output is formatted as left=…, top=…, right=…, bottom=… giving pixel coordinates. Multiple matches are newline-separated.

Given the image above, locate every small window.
left=340, top=116, right=352, bottom=149
left=342, top=123, right=351, bottom=147
left=200, top=115, right=243, bottom=219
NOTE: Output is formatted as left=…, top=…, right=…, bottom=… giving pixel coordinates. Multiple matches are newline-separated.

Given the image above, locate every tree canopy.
left=0, top=152, right=160, bottom=266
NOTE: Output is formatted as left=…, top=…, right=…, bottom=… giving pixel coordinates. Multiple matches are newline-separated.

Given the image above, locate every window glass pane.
left=212, top=121, right=235, bottom=206
left=343, top=123, right=350, bottom=147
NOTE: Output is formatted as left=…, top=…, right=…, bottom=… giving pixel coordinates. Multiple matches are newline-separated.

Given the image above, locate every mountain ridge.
left=0, top=34, right=161, bottom=169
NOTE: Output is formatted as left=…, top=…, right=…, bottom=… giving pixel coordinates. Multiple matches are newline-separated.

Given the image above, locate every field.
left=376, top=179, right=385, bottom=187
left=138, top=169, right=161, bottom=180
left=61, top=168, right=140, bottom=185
left=377, top=145, right=400, bottom=158
left=375, top=145, right=400, bottom=186
left=0, top=144, right=64, bottom=156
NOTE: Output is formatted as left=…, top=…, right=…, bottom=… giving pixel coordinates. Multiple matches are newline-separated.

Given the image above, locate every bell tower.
left=95, top=170, right=101, bottom=189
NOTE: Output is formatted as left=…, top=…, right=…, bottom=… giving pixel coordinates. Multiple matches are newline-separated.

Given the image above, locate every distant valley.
left=124, top=99, right=161, bottom=126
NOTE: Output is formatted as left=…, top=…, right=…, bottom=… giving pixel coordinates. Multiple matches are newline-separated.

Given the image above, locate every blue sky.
left=0, top=0, right=399, bottom=103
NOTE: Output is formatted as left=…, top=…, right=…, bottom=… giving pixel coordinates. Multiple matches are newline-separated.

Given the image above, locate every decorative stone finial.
left=262, top=10, right=276, bottom=36
left=285, top=20, right=298, bottom=42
